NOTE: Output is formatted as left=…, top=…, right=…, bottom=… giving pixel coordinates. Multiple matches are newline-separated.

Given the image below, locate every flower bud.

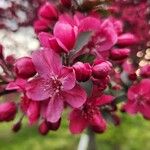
left=110, top=48, right=130, bottom=61
left=47, top=118, right=61, bottom=131
left=0, top=101, right=17, bottom=122
left=140, top=65, right=150, bottom=78
left=117, top=33, right=138, bottom=46
left=92, top=61, right=112, bottom=79
left=60, top=0, right=71, bottom=8
left=34, top=18, right=51, bottom=34
left=111, top=113, right=121, bottom=126
left=14, top=57, right=36, bottom=79
left=0, top=44, right=4, bottom=58
left=12, top=122, right=22, bottom=132
left=38, top=2, right=58, bottom=20
left=128, top=73, right=137, bottom=81
left=73, top=62, right=92, bottom=82
left=39, top=120, right=49, bottom=136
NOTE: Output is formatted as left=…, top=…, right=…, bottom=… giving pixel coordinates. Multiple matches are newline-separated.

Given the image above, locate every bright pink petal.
left=32, top=49, right=62, bottom=77
left=97, top=27, right=118, bottom=52
left=46, top=95, right=64, bottom=123
left=69, top=109, right=88, bottom=134
left=89, top=113, right=106, bottom=133
left=27, top=101, right=40, bottom=125
left=62, top=84, right=87, bottom=108
left=38, top=32, right=52, bottom=48
left=139, top=103, right=150, bottom=119
left=79, top=17, right=101, bottom=32
left=60, top=67, right=76, bottom=91
left=26, top=77, right=50, bottom=101
left=95, top=94, right=114, bottom=106
left=123, top=100, right=138, bottom=115
left=54, top=22, right=76, bottom=50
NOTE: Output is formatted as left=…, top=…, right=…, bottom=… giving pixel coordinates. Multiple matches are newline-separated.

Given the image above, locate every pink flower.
left=69, top=94, right=114, bottom=134
left=26, top=49, right=87, bottom=122
left=0, top=101, right=17, bottom=122
left=123, top=79, right=150, bottom=119
left=14, top=57, right=36, bottom=79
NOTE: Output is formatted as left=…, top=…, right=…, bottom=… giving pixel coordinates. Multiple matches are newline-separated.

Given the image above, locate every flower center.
left=82, top=103, right=99, bottom=121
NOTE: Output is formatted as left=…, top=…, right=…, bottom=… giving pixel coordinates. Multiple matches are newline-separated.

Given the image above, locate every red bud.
left=92, top=61, right=112, bottom=79
left=73, top=62, right=92, bottom=82
left=0, top=101, right=17, bottom=122
left=14, top=57, right=36, bottom=79
left=110, top=48, right=130, bottom=61
left=140, top=65, right=150, bottom=78
left=12, top=122, right=22, bottom=132
left=38, top=2, right=58, bottom=20
left=60, top=0, right=71, bottom=8
left=39, top=120, right=49, bottom=135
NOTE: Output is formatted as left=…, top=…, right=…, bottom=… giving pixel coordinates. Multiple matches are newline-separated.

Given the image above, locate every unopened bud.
left=110, top=48, right=130, bottom=61
left=92, top=61, right=112, bottom=79
left=73, top=62, right=92, bottom=82
left=140, top=65, right=150, bottom=78
left=39, top=120, right=49, bottom=136
left=12, top=121, right=22, bottom=132
left=117, top=33, right=138, bottom=46
left=47, top=118, right=61, bottom=131
left=0, top=101, right=17, bottom=122
left=38, top=2, right=58, bottom=20
left=0, top=44, right=4, bottom=58
left=14, top=57, right=36, bottom=79
left=60, top=0, right=71, bottom=8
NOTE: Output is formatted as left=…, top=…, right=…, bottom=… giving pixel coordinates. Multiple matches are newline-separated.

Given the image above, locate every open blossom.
left=69, top=94, right=114, bottom=134
left=26, top=48, right=86, bottom=123
left=123, top=79, right=150, bottom=119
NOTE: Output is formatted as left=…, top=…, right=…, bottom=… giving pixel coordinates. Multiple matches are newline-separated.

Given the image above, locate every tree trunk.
left=87, top=128, right=96, bottom=150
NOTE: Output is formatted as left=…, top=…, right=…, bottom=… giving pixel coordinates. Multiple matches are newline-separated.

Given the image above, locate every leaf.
left=113, top=95, right=127, bottom=104
left=74, top=53, right=95, bottom=63
left=74, top=31, right=92, bottom=52
left=80, top=80, right=93, bottom=96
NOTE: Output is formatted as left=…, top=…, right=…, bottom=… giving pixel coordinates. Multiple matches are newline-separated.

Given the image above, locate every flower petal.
left=89, top=113, right=107, bottom=133
left=94, top=94, right=114, bottom=106
left=69, top=109, right=88, bottom=134
left=123, top=100, right=139, bottom=115
left=139, top=103, right=150, bottom=119
left=54, top=21, right=76, bottom=51
left=46, top=95, right=64, bottom=123
left=62, top=84, right=87, bottom=108
left=60, top=67, right=76, bottom=91
left=26, top=77, right=50, bottom=101
left=32, top=48, right=62, bottom=77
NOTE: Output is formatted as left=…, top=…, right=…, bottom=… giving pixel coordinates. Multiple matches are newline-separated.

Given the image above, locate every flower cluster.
left=0, top=0, right=149, bottom=136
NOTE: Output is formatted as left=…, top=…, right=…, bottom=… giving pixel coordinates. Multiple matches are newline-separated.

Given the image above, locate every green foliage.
left=0, top=113, right=150, bottom=150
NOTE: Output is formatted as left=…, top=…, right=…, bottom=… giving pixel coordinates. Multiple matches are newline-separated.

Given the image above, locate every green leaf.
left=74, top=31, right=92, bottom=52
left=74, top=53, right=95, bottom=63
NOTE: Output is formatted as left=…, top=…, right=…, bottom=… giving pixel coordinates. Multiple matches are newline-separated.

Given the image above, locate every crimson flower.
left=69, top=94, right=114, bottom=134
left=123, top=79, right=150, bottom=119
left=26, top=48, right=86, bottom=122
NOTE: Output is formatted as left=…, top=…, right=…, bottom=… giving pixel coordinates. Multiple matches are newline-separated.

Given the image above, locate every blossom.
left=123, top=79, right=150, bottom=119
left=26, top=48, right=86, bottom=123
left=69, top=94, right=114, bottom=134
left=0, top=101, right=17, bottom=122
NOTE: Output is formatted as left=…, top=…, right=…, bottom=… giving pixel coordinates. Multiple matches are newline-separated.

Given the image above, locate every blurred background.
left=1, top=113, right=150, bottom=150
